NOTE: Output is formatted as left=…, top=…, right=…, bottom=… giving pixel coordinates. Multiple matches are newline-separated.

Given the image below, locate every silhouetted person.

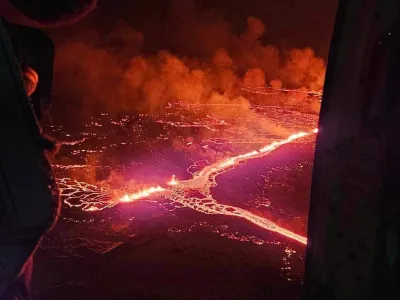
left=0, top=1, right=97, bottom=299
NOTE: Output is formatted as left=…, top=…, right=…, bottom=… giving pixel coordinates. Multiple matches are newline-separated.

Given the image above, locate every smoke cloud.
left=51, top=0, right=325, bottom=126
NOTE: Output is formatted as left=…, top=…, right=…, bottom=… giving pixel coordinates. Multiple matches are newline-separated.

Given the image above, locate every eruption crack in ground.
left=58, top=129, right=318, bottom=245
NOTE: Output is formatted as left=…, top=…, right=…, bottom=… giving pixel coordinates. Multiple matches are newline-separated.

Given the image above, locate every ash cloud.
left=51, top=0, right=325, bottom=127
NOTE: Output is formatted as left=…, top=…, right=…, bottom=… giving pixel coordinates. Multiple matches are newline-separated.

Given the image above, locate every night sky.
left=1, top=0, right=338, bottom=59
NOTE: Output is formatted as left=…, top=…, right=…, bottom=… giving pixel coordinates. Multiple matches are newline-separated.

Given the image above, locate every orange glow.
left=167, top=175, right=179, bottom=186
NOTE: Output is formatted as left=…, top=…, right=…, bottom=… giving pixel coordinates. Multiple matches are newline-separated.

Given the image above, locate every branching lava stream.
left=58, top=128, right=318, bottom=245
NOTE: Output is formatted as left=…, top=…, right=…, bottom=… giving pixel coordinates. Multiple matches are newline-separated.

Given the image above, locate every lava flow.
left=59, top=128, right=317, bottom=245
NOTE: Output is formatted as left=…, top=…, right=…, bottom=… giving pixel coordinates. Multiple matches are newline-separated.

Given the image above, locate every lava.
left=59, top=128, right=317, bottom=245
left=120, top=186, right=166, bottom=203
left=167, top=175, right=179, bottom=186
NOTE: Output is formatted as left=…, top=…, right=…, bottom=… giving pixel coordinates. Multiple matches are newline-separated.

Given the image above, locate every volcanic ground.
left=31, top=97, right=318, bottom=300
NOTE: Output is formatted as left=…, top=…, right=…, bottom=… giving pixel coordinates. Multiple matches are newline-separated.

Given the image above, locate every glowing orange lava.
left=120, top=186, right=166, bottom=203
left=59, top=128, right=318, bottom=245
left=167, top=175, right=179, bottom=186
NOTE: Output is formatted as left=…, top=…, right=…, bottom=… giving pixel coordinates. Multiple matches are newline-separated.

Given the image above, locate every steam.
left=52, top=1, right=325, bottom=120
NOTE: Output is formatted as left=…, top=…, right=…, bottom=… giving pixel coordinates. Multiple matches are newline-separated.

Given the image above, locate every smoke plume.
left=52, top=0, right=325, bottom=123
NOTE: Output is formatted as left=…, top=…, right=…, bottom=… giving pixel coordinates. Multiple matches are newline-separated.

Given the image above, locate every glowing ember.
left=58, top=128, right=317, bottom=245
